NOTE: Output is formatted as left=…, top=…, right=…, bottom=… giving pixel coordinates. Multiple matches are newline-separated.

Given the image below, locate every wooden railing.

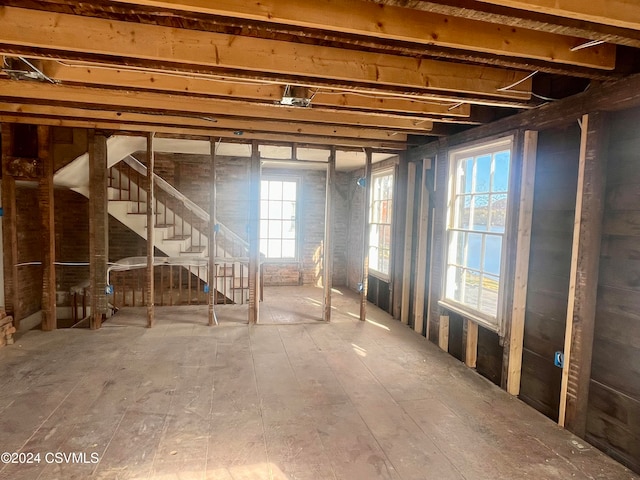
left=108, top=156, right=254, bottom=305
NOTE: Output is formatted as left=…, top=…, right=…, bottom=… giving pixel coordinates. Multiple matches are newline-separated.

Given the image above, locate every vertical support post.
left=208, top=138, right=218, bottom=326
left=559, top=113, right=608, bottom=435
left=38, top=126, right=56, bottom=331
left=414, top=158, right=431, bottom=335
left=465, top=319, right=478, bottom=368
left=400, top=161, right=417, bottom=325
left=506, top=130, right=538, bottom=395
left=392, top=157, right=407, bottom=320
left=248, top=140, right=261, bottom=324
left=1, top=124, right=18, bottom=327
left=323, top=147, right=336, bottom=322
left=359, top=148, right=373, bottom=321
left=88, top=131, right=108, bottom=330
left=146, top=133, right=155, bottom=328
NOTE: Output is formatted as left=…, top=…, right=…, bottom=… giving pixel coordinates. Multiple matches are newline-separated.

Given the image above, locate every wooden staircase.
left=107, top=155, right=250, bottom=304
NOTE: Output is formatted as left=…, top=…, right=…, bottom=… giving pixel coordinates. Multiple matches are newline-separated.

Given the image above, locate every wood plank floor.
left=0, top=287, right=637, bottom=479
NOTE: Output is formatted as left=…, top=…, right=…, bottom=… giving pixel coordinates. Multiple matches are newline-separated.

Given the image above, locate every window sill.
left=368, top=270, right=391, bottom=283
left=437, top=300, right=499, bottom=333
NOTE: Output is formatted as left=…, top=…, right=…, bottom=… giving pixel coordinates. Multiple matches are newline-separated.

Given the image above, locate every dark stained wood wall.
left=586, top=108, right=640, bottom=473
left=519, top=124, right=580, bottom=421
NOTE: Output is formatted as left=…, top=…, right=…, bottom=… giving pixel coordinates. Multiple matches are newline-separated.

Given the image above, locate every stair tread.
left=155, top=224, right=175, bottom=228
left=181, top=246, right=206, bottom=253
left=165, top=235, right=191, bottom=240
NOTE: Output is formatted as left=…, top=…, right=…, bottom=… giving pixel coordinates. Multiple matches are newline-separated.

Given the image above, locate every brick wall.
left=54, top=189, right=89, bottom=306
left=16, top=185, right=42, bottom=319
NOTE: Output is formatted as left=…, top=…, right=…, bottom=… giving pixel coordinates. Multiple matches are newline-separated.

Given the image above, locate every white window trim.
left=440, top=136, right=514, bottom=333
left=368, top=168, right=394, bottom=281
left=259, top=175, right=300, bottom=263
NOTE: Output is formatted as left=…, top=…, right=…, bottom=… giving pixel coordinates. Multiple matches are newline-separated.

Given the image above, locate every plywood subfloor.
left=0, top=287, right=636, bottom=479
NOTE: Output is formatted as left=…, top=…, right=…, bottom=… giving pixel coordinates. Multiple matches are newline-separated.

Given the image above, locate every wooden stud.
left=146, top=132, right=155, bottom=327
left=38, top=125, right=56, bottom=331
left=391, top=160, right=405, bottom=320
left=208, top=138, right=218, bottom=326
left=465, top=319, right=478, bottom=368
left=88, top=132, right=108, bottom=330
left=359, top=148, right=373, bottom=322
left=322, top=147, right=336, bottom=322
left=506, top=130, right=538, bottom=395
left=248, top=140, right=261, bottom=324
left=400, top=161, right=417, bottom=325
left=559, top=112, right=608, bottom=436
left=439, top=315, right=450, bottom=352
left=413, top=158, right=432, bottom=335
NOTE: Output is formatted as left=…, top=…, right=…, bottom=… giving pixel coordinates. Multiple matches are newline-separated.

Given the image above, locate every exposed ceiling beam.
left=376, top=0, right=640, bottom=48
left=0, top=102, right=407, bottom=142
left=0, top=80, right=435, bottom=132
left=0, top=6, right=533, bottom=100
left=0, top=113, right=405, bottom=149
left=37, top=60, right=472, bottom=118
left=107, top=0, right=615, bottom=70
left=476, top=0, right=640, bottom=32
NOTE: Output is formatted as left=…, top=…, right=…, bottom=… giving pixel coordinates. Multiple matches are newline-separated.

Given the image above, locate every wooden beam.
left=322, top=147, right=336, bottom=322
left=248, top=140, right=260, bottom=324
left=109, top=0, right=615, bottom=69
left=88, top=131, right=108, bottom=330
left=0, top=114, right=405, bottom=151
left=506, top=130, right=538, bottom=395
left=38, top=125, right=56, bottom=331
left=146, top=132, right=155, bottom=328
left=413, top=158, right=431, bottom=335
left=0, top=101, right=409, bottom=142
left=208, top=138, right=217, bottom=326
left=558, top=112, right=608, bottom=436
left=409, top=72, right=640, bottom=163
left=477, top=0, right=640, bottom=32
left=0, top=81, right=433, bottom=133
left=379, top=0, right=640, bottom=49
left=0, top=6, right=534, bottom=100
left=439, top=315, right=450, bottom=351
left=400, top=161, right=416, bottom=325
left=39, top=61, right=473, bottom=118
left=0, top=123, right=18, bottom=326
left=359, top=149, right=373, bottom=322
left=465, top=320, right=478, bottom=368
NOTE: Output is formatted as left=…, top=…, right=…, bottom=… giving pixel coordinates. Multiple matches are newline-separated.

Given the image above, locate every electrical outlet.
left=554, top=351, right=564, bottom=368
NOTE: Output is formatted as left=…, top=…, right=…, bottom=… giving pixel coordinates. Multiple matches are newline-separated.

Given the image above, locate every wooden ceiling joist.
left=476, top=0, right=640, bottom=32
left=0, top=6, right=534, bottom=100
left=0, top=102, right=408, bottom=142
left=376, top=0, right=640, bottom=49
left=0, top=81, right=434, bottom=132
left=107, top=0, right=616, bottom=70
left=37, top=60, right=473, bottom=118
left=0, top=114, right=406, bottom=150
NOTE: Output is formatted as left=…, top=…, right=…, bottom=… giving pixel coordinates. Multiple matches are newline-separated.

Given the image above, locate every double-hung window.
left=260, top=178, right=298, bottom=260
left=443, top=138, right=512, bottom=329
left=369, top=169, right=394, bottom=279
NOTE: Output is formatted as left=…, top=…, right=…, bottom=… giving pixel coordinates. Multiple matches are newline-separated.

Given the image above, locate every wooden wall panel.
left=587, top=107, right=640, bottom=474
left=520, top=124, right=580, bottom=420
left=476, top=327, right=503, bottom=386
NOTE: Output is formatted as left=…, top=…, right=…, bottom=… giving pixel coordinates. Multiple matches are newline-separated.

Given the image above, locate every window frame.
left=259, top=175, right=300, bottom=263
left=440, top=136, right=514, bottom=332
left=368, top=167, right=395, bottom=281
